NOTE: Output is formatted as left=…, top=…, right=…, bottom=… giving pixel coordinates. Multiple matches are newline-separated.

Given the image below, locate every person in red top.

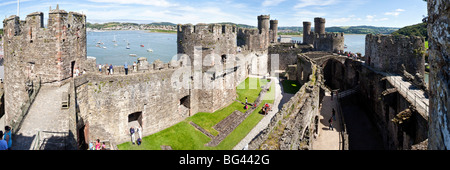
left=95, top=139, right=102, bottom=150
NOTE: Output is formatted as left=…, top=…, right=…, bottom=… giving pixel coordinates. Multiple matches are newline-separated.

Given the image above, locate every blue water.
left=87, top=31, right=177, bottom=66
left=292, top=34, right=366, bottom=54
left=87, top=31, right=366, bottom=66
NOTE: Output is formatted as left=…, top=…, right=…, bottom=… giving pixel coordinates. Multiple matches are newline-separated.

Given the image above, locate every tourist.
left=95, top=139, right=102, bottom=150
left=88, top=141, right=94, bottom=150
left=265, top=103, right=270, bottom=115
left=98, top=64, right=102, bottom=73
left=137, top=126, right=142, bottom=140
left=328, top=118, right=333, bottom=131
left=245, top=97, right=248, bottom=104
left=136, top=138, right=142, bottom=146
left=102, top=142, right=106, bottom=150
left=0, top=131, right=8, bottom=150
left=109, top=64, right=114, bottom=75
left=331, top=91, right=334, bottom=101
left=4, top=126, right=12, bottom=150
left=124, top=62, right=129, bottom=75
left=74, top=67, right=80, bottom=77
left=332, top=108, right=336, bottom=121
left=106, top=64, right=110, bottom=75
left=133, top=61, right=137, bottom=72
left=130, top=127, right=135, bottom=144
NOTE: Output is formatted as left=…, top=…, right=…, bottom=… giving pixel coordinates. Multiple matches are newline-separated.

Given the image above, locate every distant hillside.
left=86, top=22, right=177, bottom=30
left=391, top=22, right=427, bottom=40
left=87, top=21, right=254, bottom=30
left=217, top=22, right=255, bottom=29
left=86, top=22, right=400, bottom=35
left=327, top=26, right=399, bottom=34
left=278, top=26, right=399, bottom=35
left=148, top=22, right=177, bottom=26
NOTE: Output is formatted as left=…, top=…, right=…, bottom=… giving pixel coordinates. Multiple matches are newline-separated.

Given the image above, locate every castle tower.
left=270, top=20, right=278, bottom=43
left=314, top=17, right=326, bottom=35
left=2, top=7, right=87, bottom=130
left=257, top=15, right=270, bottom=34
left=303, top=21, right=312, bottom=44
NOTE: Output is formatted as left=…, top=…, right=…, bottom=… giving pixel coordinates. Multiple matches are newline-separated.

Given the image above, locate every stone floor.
left=12, top=83, right=70, bottom=150
left=311, top=91, right=341, bottom=150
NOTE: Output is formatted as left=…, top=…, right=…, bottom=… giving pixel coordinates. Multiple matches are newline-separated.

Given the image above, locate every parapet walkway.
left=384, top=73, right=429, bottom=118
left=13, top=83, right=70, bottom=150
left=311, top=91, right=341, bottom=150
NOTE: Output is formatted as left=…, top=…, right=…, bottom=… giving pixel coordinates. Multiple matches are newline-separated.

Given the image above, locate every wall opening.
left=71, top=61, right=75, bottom=77
left=128, top=112, right=143, bottom=128
left=180, top=95, right=190, bottom=109
left=77, top=122, right=89, bottom=150
left=221, top=54, right=227, bottom=64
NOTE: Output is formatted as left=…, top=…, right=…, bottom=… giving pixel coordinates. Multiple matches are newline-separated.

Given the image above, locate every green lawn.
left=282, top=80, right=301, bottom=94
left=117, top=77, right=274, bottom=150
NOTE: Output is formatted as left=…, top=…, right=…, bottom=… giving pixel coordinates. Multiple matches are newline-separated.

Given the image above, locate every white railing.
left=384, top=73, right=429, bottom=117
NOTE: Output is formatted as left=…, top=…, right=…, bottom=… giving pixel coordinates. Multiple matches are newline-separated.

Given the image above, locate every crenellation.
left=365, top=34, right=425, bottom=80
left=302, top=18, right=345, bottom=52
left=2, top=7, right=87, bottom=128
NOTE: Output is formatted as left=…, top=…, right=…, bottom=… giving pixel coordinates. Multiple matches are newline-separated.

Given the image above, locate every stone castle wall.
left=2, top=9, right=86, bottom=126
left=302, top=18, right=345, bottom=53
left=427, top=0, right=450, bottom=150
left=357, top=62, right=428, bottom=149
left=365, top=34, right=425, bottom=77
left=249, top=55, right=322, bottom=150
left=177, top=23, right=238, bottom=64
left=75, top=69, right=190, bottom=144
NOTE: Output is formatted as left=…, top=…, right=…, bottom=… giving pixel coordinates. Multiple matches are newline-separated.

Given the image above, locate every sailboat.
left=112, top=35, right=117, bottom=43
left=126, top=40, right=130, bottom=49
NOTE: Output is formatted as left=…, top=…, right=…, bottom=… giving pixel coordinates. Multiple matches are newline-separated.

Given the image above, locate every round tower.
left=270, top=20, right=278, bottom=43
left=303, top=21, right=311, bottom=44
left=314, top=17, right=326, bottom=35
left=258, top=15, right=270, bottom=34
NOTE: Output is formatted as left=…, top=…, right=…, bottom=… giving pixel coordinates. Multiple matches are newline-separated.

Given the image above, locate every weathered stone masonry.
left=427, top=0, right=450, bottom=150
left=2, top=7, right=87, bottom=129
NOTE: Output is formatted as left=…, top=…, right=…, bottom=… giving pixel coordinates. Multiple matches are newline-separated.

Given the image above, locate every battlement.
left=258, top=15, right=270, bottom=20
left=2, top=6, right=88, bottom=126
left=177, top=23, right=237, bottom=35
left=302, top=17, right=344, bottom=52
left=314, top=32, right=344, bottom=39
left=3, top=9, right=86, bottom=38
left=366, top=34, right=425, bottom=45
left=365, top=34, right=425, bottom=76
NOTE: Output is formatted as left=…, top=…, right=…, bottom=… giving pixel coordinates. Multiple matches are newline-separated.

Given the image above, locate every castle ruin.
left=2, top=6, right=88, bottom=132
left=0, top=2, right=447, bottom=150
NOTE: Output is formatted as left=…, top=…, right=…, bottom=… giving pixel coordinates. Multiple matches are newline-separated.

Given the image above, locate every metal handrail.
left=384, top=73, right=429, bottom=116
left=31, top=131, right=41, bottom=150
left=340, top=54, right=429, bottom=116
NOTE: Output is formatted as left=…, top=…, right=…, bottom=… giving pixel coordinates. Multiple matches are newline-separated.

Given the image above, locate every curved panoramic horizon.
left=0, top=0, right=427, bottom=28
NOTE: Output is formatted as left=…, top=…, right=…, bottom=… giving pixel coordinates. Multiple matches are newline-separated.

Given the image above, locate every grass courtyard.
left=117, top=77, right=275, bottom=150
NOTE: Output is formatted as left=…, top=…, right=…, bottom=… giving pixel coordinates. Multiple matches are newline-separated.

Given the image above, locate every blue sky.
left=0, top=0, right=427, bottom=28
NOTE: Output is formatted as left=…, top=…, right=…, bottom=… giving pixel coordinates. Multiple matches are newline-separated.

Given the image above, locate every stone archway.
left=322, top=58, right=346, bottom=90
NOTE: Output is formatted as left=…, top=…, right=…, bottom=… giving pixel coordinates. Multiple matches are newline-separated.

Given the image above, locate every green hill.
left=278, top=26, right=399, bottom=35
left=391, top=22, right=427, bottom=40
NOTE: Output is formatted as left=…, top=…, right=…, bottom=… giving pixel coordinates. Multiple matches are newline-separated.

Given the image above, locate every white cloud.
left=262, top=0, right=286, bottom=7
left=366, top=15, right=375, bottom=21
left=384, top=8, right=405, bottom=16
left=87, top=0, right=177, bottom=7
left=365, top=15, right=389, bottom=22
left=294, top=0, right=338, bottom=9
